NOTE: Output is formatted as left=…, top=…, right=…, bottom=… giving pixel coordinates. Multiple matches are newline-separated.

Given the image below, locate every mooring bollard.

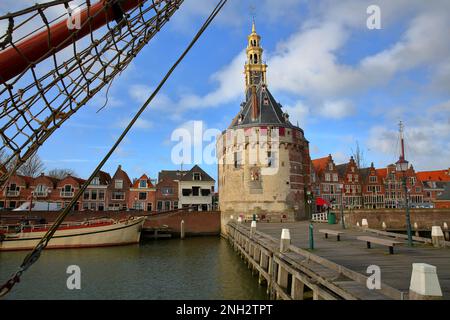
left=309, top=223, right=314, bottom=250
left=237, top=216, right=243, bottom=224
left=280, top=229, right=291, bottom=253
left=409, top=263, right=443, bottom=300
left=382, top=222, right=387, bottom=230
left=431, top=226, right=445, bottom=248
left=230, top=215, right=234, bottom=220
left=357, top=222, right=360, bottom=228
left=443, top=222, right=449, bottom=241
left=250, top=221, right=257, bottom=237
left=180, top=220, right=185, bottom=240
left=414, top=222, right=419, bottom=238
left=362, top=219, right=369, bottom=230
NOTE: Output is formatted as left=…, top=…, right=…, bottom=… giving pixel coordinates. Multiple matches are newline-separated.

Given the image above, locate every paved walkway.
left=255, top=222, right=450, bottom=299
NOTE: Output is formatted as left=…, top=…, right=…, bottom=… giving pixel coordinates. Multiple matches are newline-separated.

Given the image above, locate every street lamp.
left=396, top=158, right=413, bottom=246
left=306, top=191, right=312, bottom=220
left=339, top=184, right=345, bottom=229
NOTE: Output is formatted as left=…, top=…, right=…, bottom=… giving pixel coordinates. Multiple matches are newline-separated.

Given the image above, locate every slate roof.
left=158, top=170, right=188, bottom=182
left=180, top=165, right=215, bottom=182
left=228, top=84, right=298, bottom=130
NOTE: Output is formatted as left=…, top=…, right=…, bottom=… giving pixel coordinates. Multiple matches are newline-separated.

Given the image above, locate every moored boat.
left=0, top=216, right=146, bottom=251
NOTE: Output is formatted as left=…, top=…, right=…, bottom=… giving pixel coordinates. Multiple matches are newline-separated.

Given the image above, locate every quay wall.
left=0, top=210, right=221, bottom=237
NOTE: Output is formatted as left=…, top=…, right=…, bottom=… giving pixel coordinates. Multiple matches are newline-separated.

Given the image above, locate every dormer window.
left=139, top=180, right=147, bottom=188
left=193, top=173, right=201, bottom=181
left=92, top=177, right=100, bottom=185
left=328, top=163, right=333, bottom=171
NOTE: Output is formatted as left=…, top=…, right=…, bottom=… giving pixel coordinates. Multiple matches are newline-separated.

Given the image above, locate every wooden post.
left=291, top=277, right=305, bottom=300
left=180, top=220, right=185, bottom=239
left=277, top=265, right=289, bottom=299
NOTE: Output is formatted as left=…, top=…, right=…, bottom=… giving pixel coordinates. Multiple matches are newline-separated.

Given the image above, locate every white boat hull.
left=0, top=217, right=146, bottom=251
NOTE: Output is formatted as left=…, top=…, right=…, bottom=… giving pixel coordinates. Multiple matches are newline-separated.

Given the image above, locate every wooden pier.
left=226, top=221, right=450, bottom=300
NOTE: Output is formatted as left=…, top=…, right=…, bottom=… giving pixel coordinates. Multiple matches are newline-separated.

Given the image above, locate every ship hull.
left=0, top=217, right=145, bottom=251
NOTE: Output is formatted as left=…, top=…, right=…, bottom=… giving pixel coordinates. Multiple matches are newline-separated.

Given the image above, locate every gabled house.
left=30, top=173, right=59, bottom=202
left=0, top=174, right=33, bottom=209
left=361, top=163, right=385, bottom=209
left=336, top=157, right=363, bottom=209
left=155, top=170, right=185, bottom=212
left=107, top=165, right=132, bottom=211
left=179, top=165, right=215, bottom=211
left=57, top=175, right=85, bottom=210
left=311, top=155, right=342, bottom=208
left=129, top=174, right=156, bottom=212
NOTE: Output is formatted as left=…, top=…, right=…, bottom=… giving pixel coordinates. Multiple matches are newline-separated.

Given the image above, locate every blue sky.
left=1, top=0, right=449, bottom=182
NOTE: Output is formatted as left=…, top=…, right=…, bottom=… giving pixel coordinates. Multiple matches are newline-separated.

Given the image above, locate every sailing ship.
left=0, top=216, right=146, bottom=251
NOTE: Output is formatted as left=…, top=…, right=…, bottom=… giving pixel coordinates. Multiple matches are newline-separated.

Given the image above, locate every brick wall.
left=144, top=211, right=221, bottom=236
left=339, top=208, right=450, bottom=230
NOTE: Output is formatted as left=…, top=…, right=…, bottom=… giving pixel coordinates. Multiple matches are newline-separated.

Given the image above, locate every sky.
left=1, top=0, right=450, bottom=182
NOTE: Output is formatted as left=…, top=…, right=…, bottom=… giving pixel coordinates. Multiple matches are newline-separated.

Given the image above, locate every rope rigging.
left=0, top=0, right=184, bottom=185
left=0, top=0, right=228, bottom=298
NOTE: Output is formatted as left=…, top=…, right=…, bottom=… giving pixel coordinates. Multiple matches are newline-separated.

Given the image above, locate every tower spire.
left=399, top=121, right=405, bottom=161
left=244, top=20, right=267, bottom=93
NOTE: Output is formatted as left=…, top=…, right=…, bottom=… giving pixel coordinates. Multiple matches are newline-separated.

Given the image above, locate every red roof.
left=375, top=168, right=388, bottom=180
left=312, top=156, right=330, bottom=175
left=132, top=174, right=155, bottom=188
left=416, top=170, right=450, bottom=182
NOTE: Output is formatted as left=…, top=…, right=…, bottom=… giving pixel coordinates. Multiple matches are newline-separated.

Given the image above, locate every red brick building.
left=336, top=157, right=363, bottom=209
left=1, top=174, right=33, bottom=209
left=107, top=165, right=132, bottom=211
left=416, top=169, right=450, bottom=206
left=128, top=174, right=156, bottom=212
left=155, top=170, right=184, bottom=212
left=57, top=175, right=85, bottom=210
left=311, top=155, right=342, bottom=209
left=361, top=163, right=385, bottom=209
left=82, top=171, right=111, bottom=211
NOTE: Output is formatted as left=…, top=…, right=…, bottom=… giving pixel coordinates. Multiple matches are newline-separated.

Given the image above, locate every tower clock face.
left=250, top=71, right=262, bottom=85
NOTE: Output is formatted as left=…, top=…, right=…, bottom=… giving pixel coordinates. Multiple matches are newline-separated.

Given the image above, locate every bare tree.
left=16, top=153, right=45, bottom=177
left=351, top=141, right=367, bottom=169
left=48, top=168, right=77, bottom=179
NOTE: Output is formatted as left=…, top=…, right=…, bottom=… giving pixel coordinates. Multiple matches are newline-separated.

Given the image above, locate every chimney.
left=118, top=165, right=122, bottom=171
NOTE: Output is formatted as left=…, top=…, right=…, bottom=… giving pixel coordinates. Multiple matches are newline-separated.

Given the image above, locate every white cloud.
left=284, top=101, right=310, bottom=127
left=116, top=117, right=153, bottom=131
left=319, top=100, right=356, bottom=119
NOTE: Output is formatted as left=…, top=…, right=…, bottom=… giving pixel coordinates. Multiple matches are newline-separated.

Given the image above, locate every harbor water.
left=0, top=237, right=268, bottom=300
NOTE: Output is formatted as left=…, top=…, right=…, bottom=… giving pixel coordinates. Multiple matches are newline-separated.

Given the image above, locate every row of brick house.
left=311, top=154, right=450, bottom=210
left=0, top=165, right=216, bottom=212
